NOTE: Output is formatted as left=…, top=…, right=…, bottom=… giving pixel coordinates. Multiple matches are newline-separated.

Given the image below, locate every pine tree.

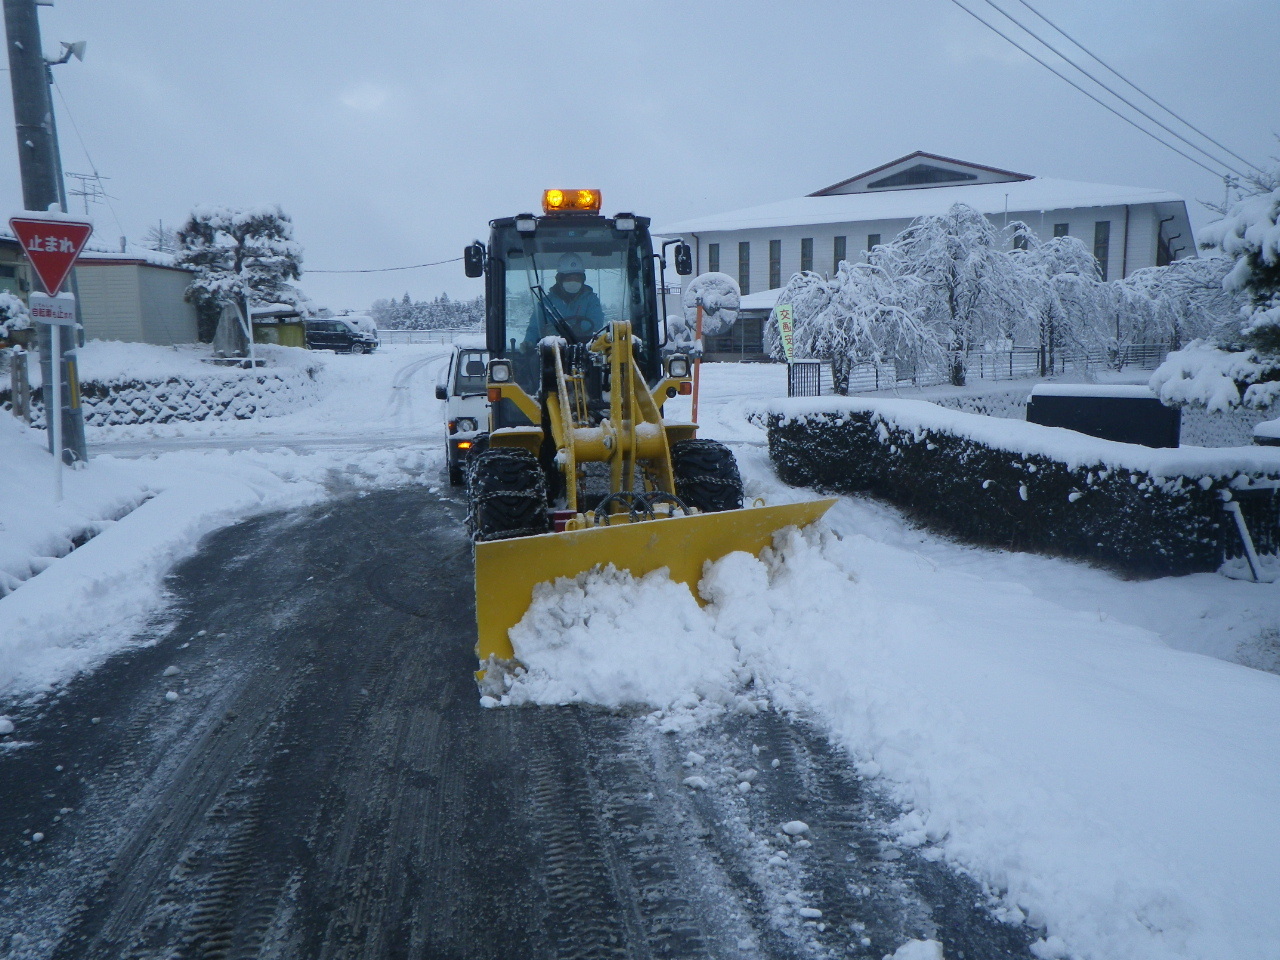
left=175, top=205, right=304, bottom=342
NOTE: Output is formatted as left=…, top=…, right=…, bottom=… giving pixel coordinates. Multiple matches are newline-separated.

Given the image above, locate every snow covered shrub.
left=0, top=291, right=31, bottom=341
left=766, top=399, right=1280, bottom=575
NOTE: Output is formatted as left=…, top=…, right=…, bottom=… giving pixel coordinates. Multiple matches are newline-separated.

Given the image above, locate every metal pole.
left=4, top=0, right=86, bottom=463
left=691, top=302, right=703, bottom=424
left=50, top=319, right=62, bottom=501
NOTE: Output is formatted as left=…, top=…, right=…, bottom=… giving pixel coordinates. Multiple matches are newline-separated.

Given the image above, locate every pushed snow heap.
left=682, top=272, right=740, bottom=338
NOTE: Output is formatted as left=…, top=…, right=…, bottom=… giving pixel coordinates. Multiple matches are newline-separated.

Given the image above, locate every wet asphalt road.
left=0, top=486, right=1037, bottom=959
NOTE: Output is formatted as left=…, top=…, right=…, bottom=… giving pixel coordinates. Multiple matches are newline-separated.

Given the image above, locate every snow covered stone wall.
left=763, top=398, right=1280, bottom=574
left=1, top=340, right=322, bottom=427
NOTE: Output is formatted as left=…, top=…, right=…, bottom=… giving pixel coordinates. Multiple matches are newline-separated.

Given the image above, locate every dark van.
left=305, top=317, right=379, bottom=354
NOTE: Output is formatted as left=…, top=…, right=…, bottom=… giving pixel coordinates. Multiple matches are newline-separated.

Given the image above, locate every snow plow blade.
left=474, top=498, right=837, bottom=667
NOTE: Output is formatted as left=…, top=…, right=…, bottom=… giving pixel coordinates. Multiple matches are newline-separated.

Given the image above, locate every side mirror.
left=674, top=242, right=693, bottom=276
left=435, top=384, right=447, bottom=400
left=464, top=241, right=485, bottom=279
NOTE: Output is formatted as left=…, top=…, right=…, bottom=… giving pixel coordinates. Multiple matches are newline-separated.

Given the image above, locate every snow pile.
left=505, top=565, right=741, bottom=710
left=0, top=415, right=145, bottom=597
left=75, top=340, right=319, bottom=382
left=1148, top=340, right=1280, bottom=411
left=501, top=523, right=1280, bottom=960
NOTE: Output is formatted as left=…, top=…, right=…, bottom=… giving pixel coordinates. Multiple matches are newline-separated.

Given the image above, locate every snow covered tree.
left=142, top=221, right=177, bottom=254
left=175, top=205, right=304, bottom=344
left=1012, top=232, right=1100, bottom=373
left=881, top=204, right=1033, bottom=385
left=772, top=261, right=939, bottom=394
left=1199, top=185, right=1280, bottom=353
left=1119, top=258, right=1244, bottom=350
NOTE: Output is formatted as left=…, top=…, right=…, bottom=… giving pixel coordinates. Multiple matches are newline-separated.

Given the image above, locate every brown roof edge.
left=808, top=151, right=1034, bottom=196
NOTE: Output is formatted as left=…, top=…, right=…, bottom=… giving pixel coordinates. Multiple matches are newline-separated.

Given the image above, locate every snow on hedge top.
left=682, top=272, right=740, bottom=336
left=761, top=395, right=1280, bottom=479
left=1029, top=384, right=1154, bottom=399
left=76, top=339, right=322, bottom=383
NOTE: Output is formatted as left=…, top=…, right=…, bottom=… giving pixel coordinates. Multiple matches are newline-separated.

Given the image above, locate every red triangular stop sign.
left=9, top=216, right=94, bottom=296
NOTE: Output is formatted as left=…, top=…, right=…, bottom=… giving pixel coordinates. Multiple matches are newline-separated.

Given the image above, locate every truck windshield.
left=454, top=349, right=488, bottom=395
left=494, top=220, right=656, bottom=374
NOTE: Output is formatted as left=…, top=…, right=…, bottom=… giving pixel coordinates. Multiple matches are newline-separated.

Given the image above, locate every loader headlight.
left=667, top=355, right=690, bottom=379
left=456, top=417, right=478, bottom=433
left=614, top=215, right=636, bottom=231
left=489, top=359, right=513, bottom=383
left=515, top=214, right=537, bottom=233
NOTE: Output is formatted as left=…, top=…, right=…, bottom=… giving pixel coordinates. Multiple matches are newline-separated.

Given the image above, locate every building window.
left=707, top=243, right=719, bottom=274
left=800, top=237, right=813, bottom=274
left=833, top=235, right=846, bottom=272
left=867, top=233, right=881, bottom=251
left=738, top=241, right=750, bottom=295
left=1053, top=223, right=1069, bottom=238
left=866, top=164, right=978, bottom=190
left=769, top=239, right=781, bottom=289
left=1094, top=221, right=1111, bottom=281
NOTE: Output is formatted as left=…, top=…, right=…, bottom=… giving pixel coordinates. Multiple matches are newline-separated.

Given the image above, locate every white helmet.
left=556, top=253, right=586, bottom=276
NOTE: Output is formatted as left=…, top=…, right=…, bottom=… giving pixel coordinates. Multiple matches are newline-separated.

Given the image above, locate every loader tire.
left=671, top=439, right=743, bottom=513
left=467, top=447, right=550, bottom=541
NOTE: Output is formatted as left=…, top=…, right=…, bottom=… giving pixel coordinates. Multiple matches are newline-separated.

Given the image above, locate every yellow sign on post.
left=774, top=303, right=795, bottom=362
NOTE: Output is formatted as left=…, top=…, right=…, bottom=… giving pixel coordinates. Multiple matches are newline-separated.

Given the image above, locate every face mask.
left=562, top=281, right=582, bottom=295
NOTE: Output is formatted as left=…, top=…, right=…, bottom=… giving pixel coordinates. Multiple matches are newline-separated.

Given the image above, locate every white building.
left=74, top=248, right=199, bottom=345
left=655, top=152, right=1195, bottom=359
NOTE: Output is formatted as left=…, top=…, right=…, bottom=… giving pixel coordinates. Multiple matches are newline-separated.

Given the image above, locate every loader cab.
left=472, top=197, right=661, bottom=428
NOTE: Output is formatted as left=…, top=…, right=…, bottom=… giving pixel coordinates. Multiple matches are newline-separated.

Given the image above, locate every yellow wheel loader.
left=461, top=189, right=833, bottom=676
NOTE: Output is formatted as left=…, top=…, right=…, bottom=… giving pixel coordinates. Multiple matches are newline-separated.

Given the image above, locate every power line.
left=947, top=0, right=1234, bottom=181
left=978, top=0, right=1253, bottom=182
left=1013, top=0, right=1267, bottom=180
left=50, top=76, right=128, bottom=240
left=308, top=256, right=464, bottom=274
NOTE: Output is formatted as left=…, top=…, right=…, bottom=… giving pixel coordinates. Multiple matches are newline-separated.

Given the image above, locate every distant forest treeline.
left=369, top=293, right=484, bottom=329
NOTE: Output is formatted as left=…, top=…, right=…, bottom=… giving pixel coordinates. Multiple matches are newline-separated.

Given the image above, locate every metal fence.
left=787, top=343, right=1172, bottom=396
left=376, top=327, right=482, bottom=345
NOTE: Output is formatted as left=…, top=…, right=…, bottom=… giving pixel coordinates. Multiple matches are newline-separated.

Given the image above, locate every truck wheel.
left=448, top=453, right=464, bottom=486
left=467, top=448, right=550, bottom=541
left=671, top=439, right=743, bottom=513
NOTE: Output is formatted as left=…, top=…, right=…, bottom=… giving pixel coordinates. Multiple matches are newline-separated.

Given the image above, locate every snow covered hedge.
left=763, top=398, right=1280, bottom=574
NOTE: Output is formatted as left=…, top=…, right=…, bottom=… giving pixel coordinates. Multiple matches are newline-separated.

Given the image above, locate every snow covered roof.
left=0, top=228, right=185, bottom=269
left=654, top=177, right=1186, bottom=236
left=738, top=288, right=783, bottom=312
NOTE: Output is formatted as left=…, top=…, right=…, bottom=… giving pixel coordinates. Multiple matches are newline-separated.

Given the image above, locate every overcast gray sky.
left=4, top=1, right=1277, bottom=311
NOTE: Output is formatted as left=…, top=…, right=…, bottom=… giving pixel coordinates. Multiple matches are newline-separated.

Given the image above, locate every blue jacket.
left=525, top=283, right=605, bottom=343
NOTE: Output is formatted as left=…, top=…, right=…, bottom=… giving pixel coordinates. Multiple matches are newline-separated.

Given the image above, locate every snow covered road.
left=0, top=489, right=1032, bottom=960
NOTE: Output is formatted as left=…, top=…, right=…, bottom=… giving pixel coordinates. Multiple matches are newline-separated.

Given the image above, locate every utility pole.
left=3, top=0, right=87, bottom=464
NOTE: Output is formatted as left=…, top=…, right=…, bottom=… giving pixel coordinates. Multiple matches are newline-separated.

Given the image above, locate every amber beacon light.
left=542, top=188, right=601, bottom=214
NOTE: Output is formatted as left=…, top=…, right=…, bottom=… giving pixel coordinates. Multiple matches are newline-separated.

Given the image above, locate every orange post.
left=691, top=302, right=704, bottom=424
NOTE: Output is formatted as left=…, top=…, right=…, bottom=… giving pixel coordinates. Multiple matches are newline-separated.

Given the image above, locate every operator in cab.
left=525, top=253, right=605, bottom=345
